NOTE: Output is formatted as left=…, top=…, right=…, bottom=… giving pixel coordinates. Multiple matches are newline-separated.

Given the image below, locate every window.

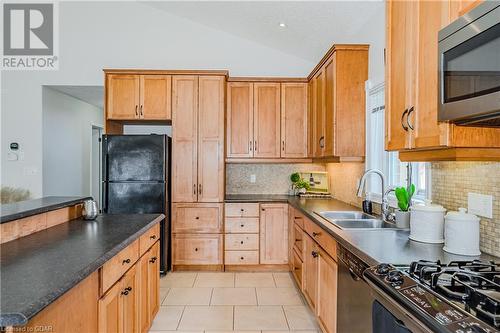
left=364, top=82, right=430, bottom=205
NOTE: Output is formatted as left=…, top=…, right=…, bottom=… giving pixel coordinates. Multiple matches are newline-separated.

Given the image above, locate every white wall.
left=1, top=1, right=314, bottom=197
left=42, top=87, right=103, bottom=196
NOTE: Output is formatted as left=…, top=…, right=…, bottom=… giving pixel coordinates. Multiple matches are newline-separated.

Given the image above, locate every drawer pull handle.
left=195, top=217, right=199, bottom=220
left=195, top=248, right=199, bottom=252
left=122, top=258, right=131, bottom=265
left=125, top=287, right=132, bottom=291
left=240, top=257, right=244, bottom=260
left=121, top=290, right=129, bottom=296
left=295, top=239, right=301, bottom=242
left=240, top=209, right=244, bottom=212
left=150, top=235, right=156, bottom=240
left=240, top=224, right=244, bottom=227
left=311, top=251, right=319, bottom=258
left=149, top=256, right=157, bottom=263
left=294, top=216, right=302, bottom=220
left=312, top=232, right=321, bottom=237
left=240, top=241, right=244, bottom=244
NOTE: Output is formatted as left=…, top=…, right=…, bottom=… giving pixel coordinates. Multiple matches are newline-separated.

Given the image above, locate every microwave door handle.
left=401, top=109, right=409, bottom=131
left=407, top=107, right=414, bottom=130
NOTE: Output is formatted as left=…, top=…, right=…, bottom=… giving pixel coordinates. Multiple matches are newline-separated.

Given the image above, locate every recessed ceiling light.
left=279, top=22, right=286, bottom=28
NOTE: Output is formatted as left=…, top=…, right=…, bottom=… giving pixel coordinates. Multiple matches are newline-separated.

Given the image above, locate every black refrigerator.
left=102, top=134, right=171, bottom=273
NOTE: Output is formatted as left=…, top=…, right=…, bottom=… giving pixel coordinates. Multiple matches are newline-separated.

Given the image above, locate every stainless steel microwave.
left=438, top=1, right=500, bottom=127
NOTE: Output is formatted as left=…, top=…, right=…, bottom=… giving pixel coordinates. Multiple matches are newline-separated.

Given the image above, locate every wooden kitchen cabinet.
left=253, top=83, right=281, bottom=158
left=172, top=203, right=223, bottom=233
left=386, top=0, right=500, bottom=161
left=308, top=45, right=368, bottom=160
left=172, top=75, right=225, bottom=203
left=99, top=264, right=140, bottom=333
left=139, top=241, right=160, bottom=333
left=316, top=249, right=338, bottom=333
left=281, top=83, right=308, bottom=158
left=140, top=75, right=171, bottom=120
left=172, top=233, right=223, bottom=266
left=107, top=74, right=140, bottom=120
left=106, top=74, right=171, bottom=121
left=303, top=232, right=319, bottom=310
left=226, top=80, right=309, bottom=161
left=259, top=203, right=289, bottom=264
left=227, top=82, right=254, bottom=158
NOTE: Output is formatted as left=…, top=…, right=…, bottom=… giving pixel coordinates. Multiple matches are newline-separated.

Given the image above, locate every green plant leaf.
left=290, top=172, right=301, bottom=183
left=395, top=187, right=409, bottom=211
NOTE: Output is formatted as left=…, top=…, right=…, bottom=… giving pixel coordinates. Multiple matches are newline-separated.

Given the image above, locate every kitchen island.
left=0, top=213, right=163, bottom=330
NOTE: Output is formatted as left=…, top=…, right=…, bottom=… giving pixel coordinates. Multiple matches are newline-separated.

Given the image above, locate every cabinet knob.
left=125, top=287, right=132, bottom=292
left=240, top=224, right=244, bottom=227
left=240, top=257, right=244, bottom=260
left=312, top=232, right=321, bottom=237
left=121, top=290, right=129, bottom=296
left=122, top=258, right=131, bottom=265
left=150, top=235, right=156, bottom=240
left=311, top=251, right=319, bottom=258
left=195, top=247, right=199, bottom=252
left=240, top=208, right=244, bottom=212
left=149, top=256, right=157, bottom=263
left=195, top=216, right=199, bottom=220
left=240, top=241, right=244, bottom=244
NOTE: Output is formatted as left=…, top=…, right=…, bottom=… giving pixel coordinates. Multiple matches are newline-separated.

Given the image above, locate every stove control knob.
left=375, top=263, right=391, bottom=275
left=386, top=270, right=404, bottom=284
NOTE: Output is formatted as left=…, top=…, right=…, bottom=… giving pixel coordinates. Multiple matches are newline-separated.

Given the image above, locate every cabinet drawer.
left=304, top=218, right=337, bottom=260
left=139, top=223, right=160, bottom=255
left=225, top=250, right=259, bottom=265
left=225, top=203, right=259, bottom=217
left=101, top=239, right=139, bottom=293
left=173, top=234, right=223, bottom=265
left=292, top=211, right=305, bottom=229
left=225, top=234, right=259, bottom=250
left=225, top=217, right=259, bottom=233
left=292, top=248, right=303, bottom=288
left=293, top=223, right=304, bottom=259
left=172, top=203, right=223, bottom=233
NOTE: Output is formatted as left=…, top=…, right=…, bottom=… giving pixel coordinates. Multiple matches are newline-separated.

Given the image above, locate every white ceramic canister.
left=443, top=208, right=481, bottom=256
left=409, top=200, right=446, bottom=243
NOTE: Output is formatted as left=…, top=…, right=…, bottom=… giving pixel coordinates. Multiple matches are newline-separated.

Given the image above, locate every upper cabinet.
left=308, top=45, right=369, bottom=161
left=386, top=0, right=500, bottom=161
left=172, top=75, right=225, bottom=203
left=226, top=81, right=308, bottom=161
left=106, top=73, right=171, bottom=121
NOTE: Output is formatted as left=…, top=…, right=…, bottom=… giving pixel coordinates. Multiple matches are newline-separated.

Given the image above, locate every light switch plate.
left=468, top=192, right=493, bottom=218
left=250, top=174, right=256, bottom=183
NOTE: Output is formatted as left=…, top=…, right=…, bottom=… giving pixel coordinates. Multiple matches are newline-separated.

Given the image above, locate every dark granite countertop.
left=225, top=194, right=499, bottom=266
left=0, top=213, right=164, bottom=327
left=0, top=196, right=92, bottom=223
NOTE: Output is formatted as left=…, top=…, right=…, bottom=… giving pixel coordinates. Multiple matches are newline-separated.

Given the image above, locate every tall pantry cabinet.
left=171, top=75, right=226, bottom=270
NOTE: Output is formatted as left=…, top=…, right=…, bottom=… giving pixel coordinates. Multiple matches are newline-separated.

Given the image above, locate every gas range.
left=364, top=260, right=500, bottom=333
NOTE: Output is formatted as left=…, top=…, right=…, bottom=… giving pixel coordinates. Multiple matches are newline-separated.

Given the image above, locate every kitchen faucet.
left=356, top=169, right=394, bottom=222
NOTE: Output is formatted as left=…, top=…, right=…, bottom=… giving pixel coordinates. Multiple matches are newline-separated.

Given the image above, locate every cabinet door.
left=281, top=83, right=308, bottom=158
left=138, top=254, right=150, bottom=333
left=385, top=0, right=411, bottom=150
left=122, top=264, right=140, bottom=333
left=107, top=74, right=140, bottom=120
left=260, top=203, right=289, bottom=264
left=307, top=81, right=314, bottom=157
left=303, top=232, right=318, bottom=310
left=323, top=57, right=335, bottom=157
left=98, top=277, right=123, bottom=333
left=198, top=76, right=225, bottom=202
left=172, top=76, right=198, bottom=203
left=253, top=83, right=281, bottom=158
left=317, top=250, right=338, bottom=333
left=147, top=242, right=160, bottom=322
left=313, top=71, right=325, bottom=157
left=140, top=75, right=171, bottom=120
left=227, top=83, right=254, bottom=158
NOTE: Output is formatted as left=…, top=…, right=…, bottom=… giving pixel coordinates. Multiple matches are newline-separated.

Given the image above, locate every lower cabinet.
left=290, top=209, right=338, bottom=333
left=317, top=249, right=338, bottom=333
left=99, top=226, right=160, bottom=333
left=98, top=264, right=140, bottom=333
left=172, top=233, right=223, bottom=265
left=260, top=203, right=289, bottom=264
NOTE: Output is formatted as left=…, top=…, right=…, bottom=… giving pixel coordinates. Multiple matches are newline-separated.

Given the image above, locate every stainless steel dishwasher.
left=337, top=244, right=374, bottom=333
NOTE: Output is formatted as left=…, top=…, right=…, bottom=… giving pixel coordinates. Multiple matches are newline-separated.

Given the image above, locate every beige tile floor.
left=149, top=272, right=319, bottom=333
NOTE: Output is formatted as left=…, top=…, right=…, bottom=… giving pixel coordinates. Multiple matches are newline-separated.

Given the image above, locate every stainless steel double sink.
left=315, top=211, right=399, bottom=230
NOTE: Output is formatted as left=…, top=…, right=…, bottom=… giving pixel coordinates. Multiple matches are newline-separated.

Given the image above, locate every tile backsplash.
left=226, top=163, right=326, bottom=195
left=431, top=162, right=500, bottom=257
left=326, top=162, right=365, bottom=207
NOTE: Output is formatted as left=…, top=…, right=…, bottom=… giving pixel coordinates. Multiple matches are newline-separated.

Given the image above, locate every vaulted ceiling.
left=143, top=1, right=385, bottom=63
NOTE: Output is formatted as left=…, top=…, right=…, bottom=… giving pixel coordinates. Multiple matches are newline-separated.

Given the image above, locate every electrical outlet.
left=468, top=192, right=493, bottom=218
left=250, top=174, right=256, bottom=183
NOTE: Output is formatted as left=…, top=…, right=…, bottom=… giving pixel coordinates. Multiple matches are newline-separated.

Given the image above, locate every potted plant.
left=290, top=172, right=310, bottom=195
left=394, top=184, right=415, bottom=228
